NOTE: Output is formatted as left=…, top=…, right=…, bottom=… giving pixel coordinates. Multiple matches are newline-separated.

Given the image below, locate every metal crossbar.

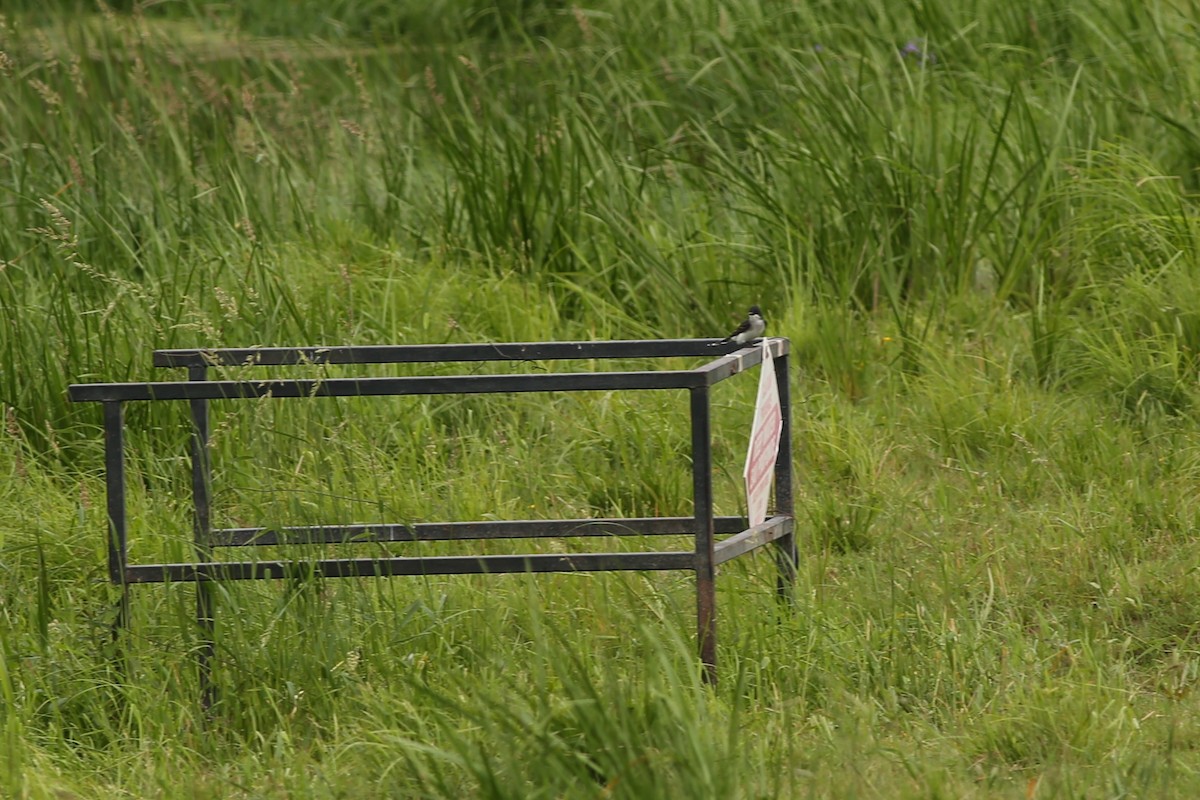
left=68, top=338, right=796, bottom=709
left=152, top=338, right=738, bottom=366
left=208, top=516, right=751, bottom=547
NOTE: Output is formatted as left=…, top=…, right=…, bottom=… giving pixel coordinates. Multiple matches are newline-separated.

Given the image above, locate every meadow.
left=4, top=0, right=1200, bottom=796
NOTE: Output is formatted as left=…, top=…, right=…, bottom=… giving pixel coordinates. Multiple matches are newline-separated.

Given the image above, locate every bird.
left=711, top=305, right=766, bottom=346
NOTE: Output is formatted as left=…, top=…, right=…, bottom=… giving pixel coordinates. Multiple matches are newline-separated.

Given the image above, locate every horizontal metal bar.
left=713, top=516, right=794, bottom=565
left=69, top=370, right=705, bottom=403
left=698, top=338, right=792, bottom=386
left=212, top=516, right=749, bottom=547
left=121, top=551, right=697, bottom=583
left=153, top=340, right=737, bottom=368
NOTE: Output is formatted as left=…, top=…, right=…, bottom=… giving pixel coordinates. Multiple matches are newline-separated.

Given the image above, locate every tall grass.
left=5, top=0, right=1200, bottom=796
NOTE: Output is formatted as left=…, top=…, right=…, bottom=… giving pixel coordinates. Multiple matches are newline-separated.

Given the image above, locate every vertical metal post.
left=690, top=387, right=717, bottom=685
left=772, top=346, right=798, bottom=602
left=190, top=366, right=216, bottom=712
left=103, top=402, right=130, bottom=640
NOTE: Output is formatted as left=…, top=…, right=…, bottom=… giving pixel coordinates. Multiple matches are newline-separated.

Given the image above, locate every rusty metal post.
left=690, top=387, right=717, bottom=684
left=103, top=401, right=130, bottom=642
left=189, top=365, right=216, bottom=712
left=772, top=346, right=797, bottom=602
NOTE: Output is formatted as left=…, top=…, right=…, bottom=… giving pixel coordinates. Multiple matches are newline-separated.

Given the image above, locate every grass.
left=4, top=0, right=1200, bottom=796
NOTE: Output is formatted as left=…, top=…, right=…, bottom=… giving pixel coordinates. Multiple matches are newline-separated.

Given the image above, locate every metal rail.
left=153, top=338, right=746, bottom=367
left=206, top=516, right=749, bottom=547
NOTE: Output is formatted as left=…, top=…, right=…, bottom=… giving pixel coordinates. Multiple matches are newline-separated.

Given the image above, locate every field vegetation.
left=4, top=0, right=1200, bottom=796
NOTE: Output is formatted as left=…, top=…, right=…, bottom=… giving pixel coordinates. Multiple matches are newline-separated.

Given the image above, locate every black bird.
left=712, top=305, right=766, bottom=345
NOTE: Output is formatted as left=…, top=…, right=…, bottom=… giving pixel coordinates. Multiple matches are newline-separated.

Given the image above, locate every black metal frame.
left=69, top=338, right=795, bottom=704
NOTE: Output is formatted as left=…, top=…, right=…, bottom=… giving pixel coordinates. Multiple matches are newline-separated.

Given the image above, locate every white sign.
left=743, top=340, right=783, bottom=527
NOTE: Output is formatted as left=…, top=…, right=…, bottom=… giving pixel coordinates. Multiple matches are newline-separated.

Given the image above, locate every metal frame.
left=69, top=338, right=795, bottom=704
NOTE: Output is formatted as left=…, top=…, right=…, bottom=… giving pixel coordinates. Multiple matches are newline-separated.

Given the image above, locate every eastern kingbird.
left=712, top=305, right=766, bottom=346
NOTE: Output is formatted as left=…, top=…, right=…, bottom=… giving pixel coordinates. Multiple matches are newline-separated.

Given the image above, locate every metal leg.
left=772, top=349, right=798, bottom=603
left=103, top=402, right=130, bottom=649
left=690, top=387, right=717, bottom=685
left=189, top=366, right=216, bottom=713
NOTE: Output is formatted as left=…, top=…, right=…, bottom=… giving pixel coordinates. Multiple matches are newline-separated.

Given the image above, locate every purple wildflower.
left=900, top=39, right=936, bottom=65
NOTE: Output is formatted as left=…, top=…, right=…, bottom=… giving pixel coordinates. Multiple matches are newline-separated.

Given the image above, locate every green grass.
left=5, top=0, right=1200, bottom=796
